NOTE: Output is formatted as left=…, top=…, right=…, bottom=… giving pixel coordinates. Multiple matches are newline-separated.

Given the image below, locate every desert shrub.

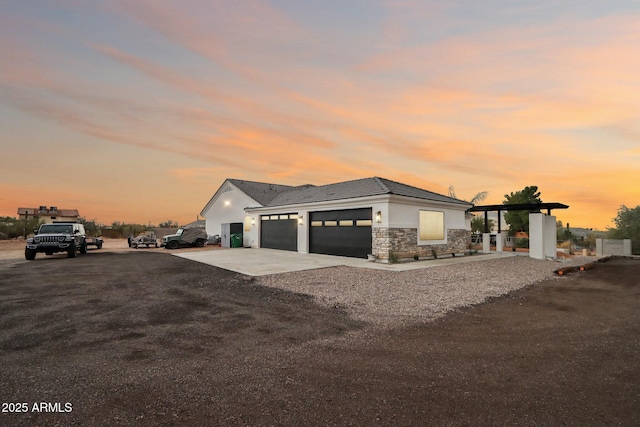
left=0, top=216, right=42, bottom=238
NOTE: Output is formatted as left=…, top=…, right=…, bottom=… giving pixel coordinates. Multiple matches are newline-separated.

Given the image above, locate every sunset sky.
left=1, top=1, right=639, bottom=230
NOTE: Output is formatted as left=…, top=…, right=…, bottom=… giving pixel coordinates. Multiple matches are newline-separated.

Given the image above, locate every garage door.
left=260, top=213, right=297, bottom=251
left=309, top=208, right=372, bottom=258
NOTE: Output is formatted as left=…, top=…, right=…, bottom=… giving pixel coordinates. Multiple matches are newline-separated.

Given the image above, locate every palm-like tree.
left=448, top=185, right=488, bottom=205
left=449, top=185, right=489, bottom=220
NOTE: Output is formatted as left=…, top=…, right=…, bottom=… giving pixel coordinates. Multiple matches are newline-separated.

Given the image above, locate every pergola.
left=468, top=203, right=569, bottom=234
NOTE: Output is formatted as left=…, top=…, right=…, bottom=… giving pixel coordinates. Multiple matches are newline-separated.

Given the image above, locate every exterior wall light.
left=251, top=218, right=256, bottom=226
left=375, top=211, right=382, bottom=223
left=224, top=200, right=231, bottom=206
left=298, top=216, right=304, bottom=226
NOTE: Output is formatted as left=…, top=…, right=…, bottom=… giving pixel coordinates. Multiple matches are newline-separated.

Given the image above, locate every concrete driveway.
left=174, top=247, right=518, bottom=276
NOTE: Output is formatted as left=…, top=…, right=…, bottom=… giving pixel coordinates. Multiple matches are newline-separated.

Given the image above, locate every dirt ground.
left=0, top=247, right=638, bottom=426
left=0, top=238, right=219, bottom=261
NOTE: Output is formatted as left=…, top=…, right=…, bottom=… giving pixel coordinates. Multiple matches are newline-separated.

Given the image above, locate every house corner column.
left=372, top=227, right=390, bottom=262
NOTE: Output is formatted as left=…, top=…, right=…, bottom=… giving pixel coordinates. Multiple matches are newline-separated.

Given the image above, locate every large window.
left=419, top=210, right=445, bottom=241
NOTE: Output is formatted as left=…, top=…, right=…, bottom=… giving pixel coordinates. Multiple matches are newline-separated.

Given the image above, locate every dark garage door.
left=261, top=213, right=297, bottom=251
left=309, top=208, right=372, bottom=258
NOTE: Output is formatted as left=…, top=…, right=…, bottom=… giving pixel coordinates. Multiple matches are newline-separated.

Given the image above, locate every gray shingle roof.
left=264, top=177, right=471, bottom=207
left=227, top=179, right=296, bottom=206
left=376, top=177, right=472, bottom=206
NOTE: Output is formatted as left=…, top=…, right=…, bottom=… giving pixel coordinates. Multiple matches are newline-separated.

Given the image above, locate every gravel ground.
left=1, top=250, right=637, bottom=426
left=257, top=255, right=596, bottom=327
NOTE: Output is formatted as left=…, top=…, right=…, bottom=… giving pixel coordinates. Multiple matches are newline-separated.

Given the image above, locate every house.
left=201, top=177, right=472, bottom=262
left=18, top=206, right=80, bottom=224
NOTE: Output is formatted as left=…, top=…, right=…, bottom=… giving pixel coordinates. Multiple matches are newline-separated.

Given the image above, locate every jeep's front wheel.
left=166, top=240, right=179, bottom=249
left=67, top=243, right=77, bottom=258
left=80, top=242, right=88, bottom=254
left=25, top=248, right=36, bottom=260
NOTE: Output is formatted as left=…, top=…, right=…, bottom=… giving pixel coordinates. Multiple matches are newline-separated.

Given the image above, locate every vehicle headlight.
left=33, top=237, right=40, bottom=243
left=58, top=236, right=66, bottom=242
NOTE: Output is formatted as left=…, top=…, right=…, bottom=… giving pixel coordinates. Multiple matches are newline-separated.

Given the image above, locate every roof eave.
left=388, top=194, right=473, bottom=209
left=200, top=179, right=263, bottom=216
left=246, top=194, right=393, bottom=212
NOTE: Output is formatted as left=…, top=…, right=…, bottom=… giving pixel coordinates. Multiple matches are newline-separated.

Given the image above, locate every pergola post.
left=484, top=210, right=489, bottom=234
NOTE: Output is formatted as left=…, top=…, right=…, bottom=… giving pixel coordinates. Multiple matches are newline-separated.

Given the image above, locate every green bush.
left=100, top=223, right=150, bottom=239
left=0, top=216, right=43, bottom=238
left=516, top=238, right=529, bottom=248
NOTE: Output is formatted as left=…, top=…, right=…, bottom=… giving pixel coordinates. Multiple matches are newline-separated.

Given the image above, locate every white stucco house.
left=18, top=206, right=80, bottom=224
left=200, top=177, right=472, bottom=262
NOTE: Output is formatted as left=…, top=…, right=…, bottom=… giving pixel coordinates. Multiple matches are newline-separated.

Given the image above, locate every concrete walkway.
left=174, top=248, right=522, bottom=276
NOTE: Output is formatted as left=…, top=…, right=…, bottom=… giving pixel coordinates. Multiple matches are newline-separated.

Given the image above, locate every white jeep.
left=25, top=223, right=87, bottom=260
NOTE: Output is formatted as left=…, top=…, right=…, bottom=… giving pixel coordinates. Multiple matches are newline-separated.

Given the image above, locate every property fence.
left=596, top=239, right=632, bottom=256
left=470, top=234, right=524, bottom=248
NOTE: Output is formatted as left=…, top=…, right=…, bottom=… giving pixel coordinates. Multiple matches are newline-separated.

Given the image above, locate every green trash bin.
left=230, top=233, right=243, bottom=248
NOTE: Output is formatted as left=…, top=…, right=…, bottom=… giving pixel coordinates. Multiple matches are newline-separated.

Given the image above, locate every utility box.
left=221, top=222, right=243, bottom=248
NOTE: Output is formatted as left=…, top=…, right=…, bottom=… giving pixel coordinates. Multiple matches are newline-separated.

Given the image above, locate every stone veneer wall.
left=372, top=228, right=470, bottom=262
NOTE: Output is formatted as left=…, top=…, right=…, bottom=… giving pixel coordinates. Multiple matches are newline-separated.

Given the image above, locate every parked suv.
left=25, top=223, right=87, bottom=260
left=162, top=228, right=207, bottom=249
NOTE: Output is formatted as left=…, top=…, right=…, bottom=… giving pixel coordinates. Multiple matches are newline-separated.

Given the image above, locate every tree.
left=557, top=223, right=570, bottom=243
left=0, top=216, right=44, bottom=239
left=470, top=216, right=496, bottom=234
left=100, top=221, right=149, bottom=239
left=503, top=186, right=542, bottom=234
left=448, top=185, right=488, bottom=205
left=78, top=217, right=102, bottom=237
left=0, top=216, right=19, bottom=239
left=449, top=185, right=489, bottom=220
left=608, top=205, right=640, bottom=255
left=159, top=220, right=178, bottom=228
